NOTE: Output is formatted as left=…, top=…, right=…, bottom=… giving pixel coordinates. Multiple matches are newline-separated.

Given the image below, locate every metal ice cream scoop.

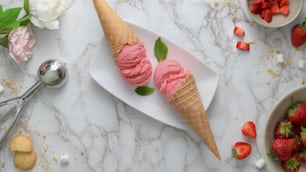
left=0, top=59, right=68, bottom=145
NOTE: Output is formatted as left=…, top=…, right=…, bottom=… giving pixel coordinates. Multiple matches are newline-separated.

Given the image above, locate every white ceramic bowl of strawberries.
left=263, top=86, right=306, bottom=172
left=247, top=0, right=303, bottom=28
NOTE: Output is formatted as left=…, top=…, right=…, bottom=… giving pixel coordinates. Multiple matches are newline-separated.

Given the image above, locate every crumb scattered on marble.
left=0, top=78, right=21, bottom=95
left=301, top=78, right=305, bottom=85
left=214, top=0, right=219, bottom=6
left=1, top=162, right=5, bottom=168
left=52, top=155, right=59, bottom=163
left=255, top=158, right=266, bottom=169
left=42, top=135, right=47, bottom=139
left=248, top=40, right=255, bottom=44
left=43, top=144, right=49, bottom=152
left=267, top=68, right=280, bottom=77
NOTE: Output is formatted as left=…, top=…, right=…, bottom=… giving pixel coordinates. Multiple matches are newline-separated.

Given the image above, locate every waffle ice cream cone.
left=169, top=75, right=221, bottom=160
left=93, top=0, right=139, bottom=59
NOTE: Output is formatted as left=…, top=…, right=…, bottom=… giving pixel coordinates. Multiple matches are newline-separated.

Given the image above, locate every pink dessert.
left=115, top=42, right=152, bottom=86
left=154, top=59, right=190, bottom=100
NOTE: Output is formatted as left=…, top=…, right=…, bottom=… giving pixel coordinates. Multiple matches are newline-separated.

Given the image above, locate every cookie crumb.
left=52, top=155, right=59, bottom=163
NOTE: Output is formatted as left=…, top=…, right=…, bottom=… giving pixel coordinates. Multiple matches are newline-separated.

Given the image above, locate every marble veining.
left=0, top=0, right=306, bottom=171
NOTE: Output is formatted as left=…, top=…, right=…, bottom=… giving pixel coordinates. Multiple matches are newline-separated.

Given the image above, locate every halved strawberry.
left=274, top=119, right=293, bottom=139
left=233, top=26, right=245, bottom=37
left=269, top=138, right=295, bottom=161
left=236, top=41, right=250, bottom=51
left=232, top=142, right=252, bottom=160
left=241, top=121, right=257, bottom=139
left=281, top=154, right=301, bottom=172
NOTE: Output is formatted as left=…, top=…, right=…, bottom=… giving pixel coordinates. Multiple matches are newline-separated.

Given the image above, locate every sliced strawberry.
left=233, top=26, right=245, bottom=37
left=269, top=138, right=295, bottom=161
left=270, top=2, right=280, bottom=14
left=281, top=154, right=301, bottom=172
left=279, top=0, right=289, bottom=8
left=251, top=3, right=262, bottom=14
left=274, top=119, right=293, bottom=139
left=236, top=41, right=250, bottom=51
left=280, top=5, right=289, bottom=16
left=232, top=142, right=252, bottom=160
left=251, top=0, right=263, bottom=5
left=262, top=8, right=272, bottom=23
left=241, top=121, right=257, bottom=139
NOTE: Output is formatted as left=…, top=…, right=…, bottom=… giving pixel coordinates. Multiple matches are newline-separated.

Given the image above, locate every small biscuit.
left=9, top=135, right=33, bottom=152
left=14, top=150, right=37, bottom=170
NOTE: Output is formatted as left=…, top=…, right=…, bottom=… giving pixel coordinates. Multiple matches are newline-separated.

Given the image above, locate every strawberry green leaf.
left=0, top=36, right=9, bottom=48
left=154, top=37, right=168, bottom=62
left=24, top=0, right=30, bottom=14
left=135, top=86, right=154, bottom=96
left=0, top=7, right=22, bottom=28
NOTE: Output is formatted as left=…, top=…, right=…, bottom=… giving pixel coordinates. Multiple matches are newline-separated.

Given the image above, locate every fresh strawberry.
left=281, top=154, right=301, bottom=172
left=269, top=138, right=295, bottom=161
left=298, top=147, right=306, bottom=163
left=236, top=41, right=250, bottom=51
left=292, top=135, right=302, bottom=153
left=287, top=102, right=306, bottom=125
left=291, top=19, right=306, bottom=48
left=233, top=26, right=245, bottom=37
left=280, top=5, right=289, bottom=16
left=274, top=119, right=293, bottom=139
left=232, top=142, right=252, bottom=160
left=300, top=126, right=306, bottom=146
left=241, top=121, right=257, bottom=139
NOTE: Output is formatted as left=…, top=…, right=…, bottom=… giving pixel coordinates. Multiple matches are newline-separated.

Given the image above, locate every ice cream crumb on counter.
left=60, top=154, right=69, bottom=164
left=255, top=158, right=266, bottom=169
left=298, top=59, right=306, bottom=69
left=276, top=53, right=284, bottom=64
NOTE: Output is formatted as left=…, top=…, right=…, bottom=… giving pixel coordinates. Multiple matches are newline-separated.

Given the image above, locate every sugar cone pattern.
left=170, top=75, right=221, bottom=160
left=93, top=0, right=139, bottom=59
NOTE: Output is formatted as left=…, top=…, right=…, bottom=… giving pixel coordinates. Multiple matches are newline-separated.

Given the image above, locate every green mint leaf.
left=4, top=22, right=20, bottom=31
left=0, top=5, right=3, bottom=14
left=154, top=37, right=168, bottom=62
left=0, top=35, right=9, bottom=48
left=135, top=86, right=154, bottom=96
left=0, top=7, right=22, bottom=28
left=24, top=0, right=30, bottom=14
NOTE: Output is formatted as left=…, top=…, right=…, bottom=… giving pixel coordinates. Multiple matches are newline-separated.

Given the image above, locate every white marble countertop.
left=0, top=0, right=306, bottom=171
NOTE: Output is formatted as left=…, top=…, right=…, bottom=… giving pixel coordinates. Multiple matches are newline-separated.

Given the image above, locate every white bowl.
left=263, top=86, right=306, bottom=171
left=246, top=0, right=303, bottom=28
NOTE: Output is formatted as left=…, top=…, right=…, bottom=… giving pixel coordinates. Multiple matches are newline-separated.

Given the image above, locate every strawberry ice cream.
left=154, top=59, right=190, bottom=100
left=116, top=42, right=152, bottom=86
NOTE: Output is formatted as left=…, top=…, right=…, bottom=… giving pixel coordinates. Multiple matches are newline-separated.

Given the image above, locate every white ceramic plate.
left=89, top=22, right=219, bottom=130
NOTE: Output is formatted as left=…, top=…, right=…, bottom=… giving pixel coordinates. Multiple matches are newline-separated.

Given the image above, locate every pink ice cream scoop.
left=154, top=59, right=190, bottom=100
left=116, top=42, right=152, bottom=86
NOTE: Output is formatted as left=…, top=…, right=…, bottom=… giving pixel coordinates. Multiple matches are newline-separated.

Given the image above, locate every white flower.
left=30, top=0, right=71, bottom=30
left=8, top=24, right=36, bottom=63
